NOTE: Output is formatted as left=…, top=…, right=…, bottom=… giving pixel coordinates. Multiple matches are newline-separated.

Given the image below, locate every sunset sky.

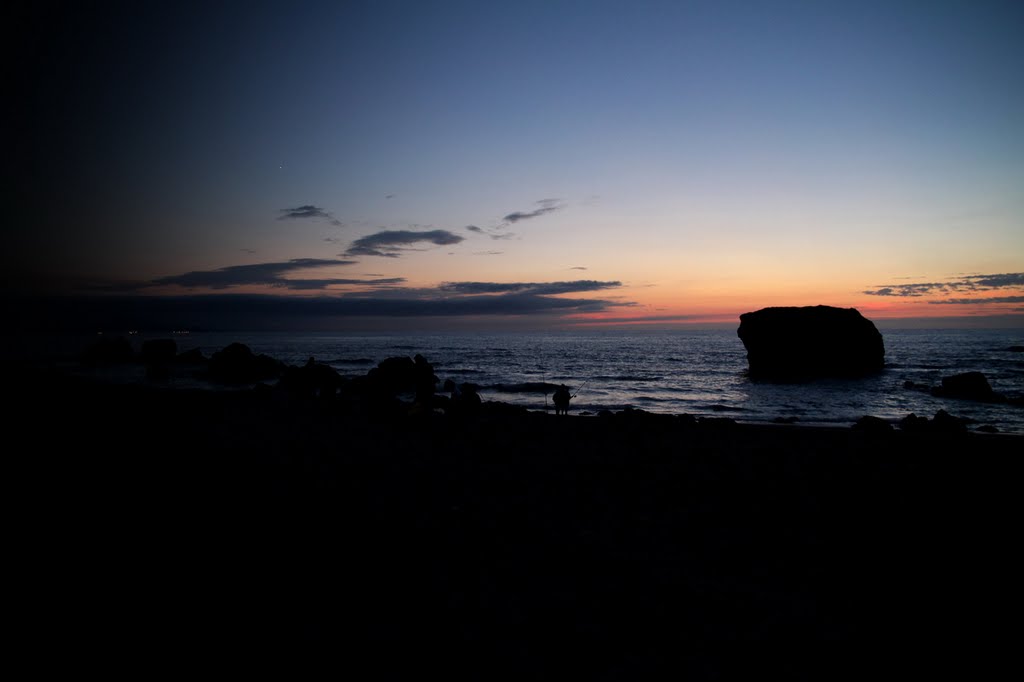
left=9, top=0, right=1023, bottom=331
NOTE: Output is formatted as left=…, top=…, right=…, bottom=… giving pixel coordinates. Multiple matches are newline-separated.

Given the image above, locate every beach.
left=17, top=369, right=1024, bottom=677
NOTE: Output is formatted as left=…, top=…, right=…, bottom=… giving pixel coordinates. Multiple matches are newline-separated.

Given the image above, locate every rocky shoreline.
left=13, top=349, right=1024, bottom=676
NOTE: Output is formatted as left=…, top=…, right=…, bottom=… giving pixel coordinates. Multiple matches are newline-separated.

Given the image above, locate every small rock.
left=853, top=415, right=892, bottom=432
left=899, top=413, right=930, bottom=432
left=931, top=409, right=969, bottom=433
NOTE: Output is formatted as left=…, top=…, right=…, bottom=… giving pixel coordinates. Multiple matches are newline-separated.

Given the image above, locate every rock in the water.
left=932, top=371, right=1001, bottom=402
left=903, top=380, right=932, bottom=393
left=737, top=306, right=884, bottom=380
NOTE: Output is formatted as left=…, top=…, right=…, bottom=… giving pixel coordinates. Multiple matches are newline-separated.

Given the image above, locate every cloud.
left=573, top=314, right=707, bottom=324
left=570, top=266, right=588, bottom=271
left=278, top=205, right=343, bottom=226
left=27, top=292, right=633, bottom=331
left=864, top=272, right=1024, bottom=297
left=141, top=258, right=406, bottom=291
left=334, top=292, right=630, bottom=315
left=929, top=296, right=1024, bottom=305
left=438, top=280, right=621, bottom=296
left=345, top=229, right=465, bottom=257
left=965, top=273, right=1024, bottom=288
left=466, top=223, right=518, bottom=241
left=472, top=251, right=504, bottom=256
left=503, top=198, right=563, bottom=224
left=270, top=278, right=405, bottom=290
left=863, top=284, right=943, bottom=297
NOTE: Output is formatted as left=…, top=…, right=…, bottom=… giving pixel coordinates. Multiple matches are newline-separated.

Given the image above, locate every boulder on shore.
left=737, top=306, right=884, bottom=380
left=208, top=342, right=282, bottom=383
left=81, top=336, right=134, bottom=366
left=141, top=339, right=177, bottom=366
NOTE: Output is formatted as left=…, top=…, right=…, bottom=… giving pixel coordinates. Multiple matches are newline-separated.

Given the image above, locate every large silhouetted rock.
left=208, top=342, right=282, bottom=383
left=737, top=306, right=884, bottom=380
left=141, top=339, right=177, bottom=365
left=81, top=336, right=134, bottom=366
left=279, top=358, right=344, bottom=400
left=141, top=339, right=177, bottom=381
left=174, top=348, right=206, bottom=365
left=366, top=356, right=418, bottom=393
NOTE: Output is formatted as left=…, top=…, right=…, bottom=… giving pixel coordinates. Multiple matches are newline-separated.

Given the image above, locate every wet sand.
left=17, top=375, right=1024, bottom=677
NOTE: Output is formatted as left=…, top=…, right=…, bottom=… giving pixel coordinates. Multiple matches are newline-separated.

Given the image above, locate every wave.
left=490, top=382, right=560, bottom=393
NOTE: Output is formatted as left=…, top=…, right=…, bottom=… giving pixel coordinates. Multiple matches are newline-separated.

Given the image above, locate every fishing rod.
left=571, top=380, right=589, bottom=399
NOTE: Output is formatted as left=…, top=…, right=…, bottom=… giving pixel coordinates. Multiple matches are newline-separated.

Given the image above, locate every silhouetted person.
left=444, top=377, right=462, bottom=402
left=413, top=354, right=437, bottom=408
left=461, top=383, right=482, bottom=416
left=553, top=384, right=571, bottom=416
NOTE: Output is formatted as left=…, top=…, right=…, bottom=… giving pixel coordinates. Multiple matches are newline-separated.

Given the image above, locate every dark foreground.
left=17, top=377, right=1024, bottom=678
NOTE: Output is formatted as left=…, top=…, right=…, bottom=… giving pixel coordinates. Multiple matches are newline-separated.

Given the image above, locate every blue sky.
left=9, top=0, right=1023, bottom=330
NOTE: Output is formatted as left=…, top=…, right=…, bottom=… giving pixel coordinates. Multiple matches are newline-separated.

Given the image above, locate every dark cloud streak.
left=502, top=198, right=562, bottom=224
left=94, top=258, right=402, bottom=291
left=864, top=272, right=1024, bottom=297
left=929, top=296, right=1024, bottom=305
left=278, top=205, right=343, bottom=226
left=21, top=292, right=632, bottom=331
left=346, top=230, right=465, bottom=257
left=439, top=280, right=621, bottom=296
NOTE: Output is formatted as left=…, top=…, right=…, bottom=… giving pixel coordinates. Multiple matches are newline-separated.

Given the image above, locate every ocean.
left=55, top=327, right=1024, bottom=434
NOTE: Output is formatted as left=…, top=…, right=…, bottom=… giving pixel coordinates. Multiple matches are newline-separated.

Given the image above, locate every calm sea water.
left=55, top=327, right=1023, bottom=434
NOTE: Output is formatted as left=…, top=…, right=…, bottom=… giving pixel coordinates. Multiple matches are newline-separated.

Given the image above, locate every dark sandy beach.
left=16, top=372, right=1024, bottom=678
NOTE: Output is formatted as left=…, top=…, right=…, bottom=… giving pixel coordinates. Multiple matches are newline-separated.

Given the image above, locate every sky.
left=7, top=0, right=1024, bottom=331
